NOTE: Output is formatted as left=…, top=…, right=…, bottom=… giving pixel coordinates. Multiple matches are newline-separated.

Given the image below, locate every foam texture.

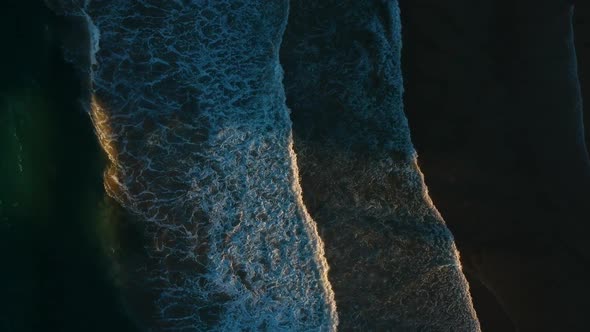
left=281, top=1, right=481, bottom=330
left=46, top=1, right=337, bottom=330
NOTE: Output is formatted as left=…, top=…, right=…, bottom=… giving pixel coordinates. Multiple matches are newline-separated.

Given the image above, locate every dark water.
left=399, top=1, right=590, bottom=331
left=574, top=2, right=590, bottom=152
left=2, top=1, right=589, bottom=331
left=0, top=1, right=138, bottom=331
left=2, top=1, right=338, bottom=330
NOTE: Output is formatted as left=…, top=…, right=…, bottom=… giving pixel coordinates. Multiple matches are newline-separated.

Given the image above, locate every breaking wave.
left=46, top=1, right=337, bottom=330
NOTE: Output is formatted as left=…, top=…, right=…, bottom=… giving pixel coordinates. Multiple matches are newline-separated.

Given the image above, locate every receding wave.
left=281, top=1, right=480, bottom=330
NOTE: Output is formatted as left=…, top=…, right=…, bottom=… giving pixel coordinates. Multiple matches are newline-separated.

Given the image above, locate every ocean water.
left=1, top=1, right=485, bottom=331
left=8, top=1, right=338, bottom=331
left=0, top=2, right=138, bottom=331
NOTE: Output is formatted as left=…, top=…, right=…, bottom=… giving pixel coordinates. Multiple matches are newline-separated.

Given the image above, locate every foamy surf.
left=46, top=1, right=337, bottom=330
